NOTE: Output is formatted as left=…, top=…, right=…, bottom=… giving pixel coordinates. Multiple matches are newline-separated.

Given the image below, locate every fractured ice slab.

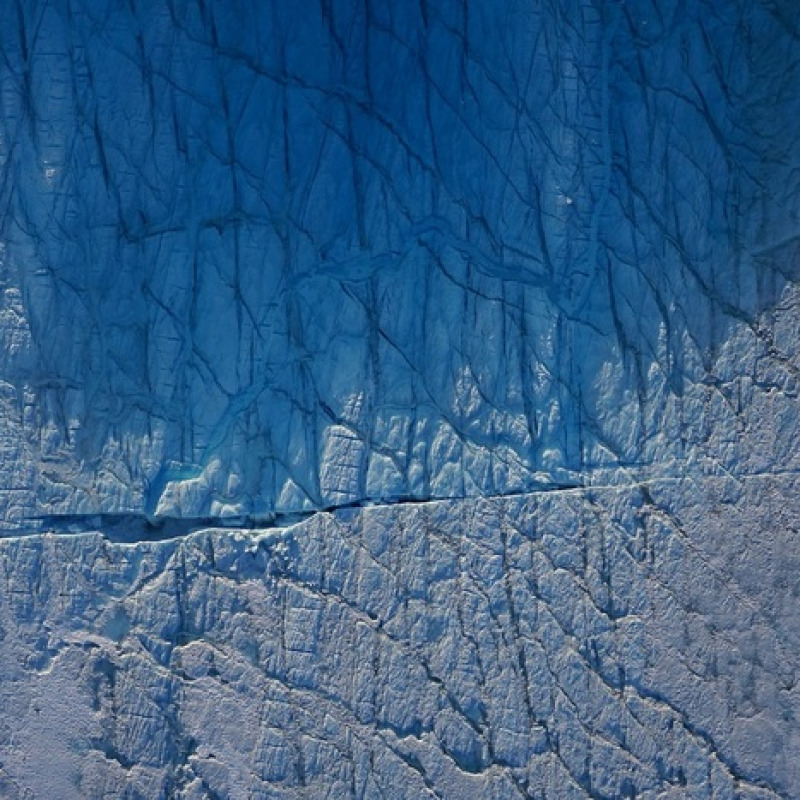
left=0, top=0, right=799, bottom=523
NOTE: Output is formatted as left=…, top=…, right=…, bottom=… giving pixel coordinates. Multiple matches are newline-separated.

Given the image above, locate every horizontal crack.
left=8, top=484, right=584, bottom=542
left=2, top=468, right=797, bottom=543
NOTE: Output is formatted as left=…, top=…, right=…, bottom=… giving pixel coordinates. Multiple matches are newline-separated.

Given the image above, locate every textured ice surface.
left=1, top=0, right=799, bottom=522
left=0, top=0, right=799, bottom=797
left=1, top=479, right=799, bottom=798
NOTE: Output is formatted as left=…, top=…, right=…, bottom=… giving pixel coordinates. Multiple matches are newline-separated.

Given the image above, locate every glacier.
left=0, top=0, right=799, bottom=797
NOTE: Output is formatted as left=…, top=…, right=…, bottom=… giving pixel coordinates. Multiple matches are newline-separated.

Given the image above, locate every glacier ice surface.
left=0, top=0, right=798, bottom=522
left=0, top=0, right=799, bottom=797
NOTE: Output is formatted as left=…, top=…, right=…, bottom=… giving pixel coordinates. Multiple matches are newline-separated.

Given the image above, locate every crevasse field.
left=0, top=1, right=798, bottom=797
